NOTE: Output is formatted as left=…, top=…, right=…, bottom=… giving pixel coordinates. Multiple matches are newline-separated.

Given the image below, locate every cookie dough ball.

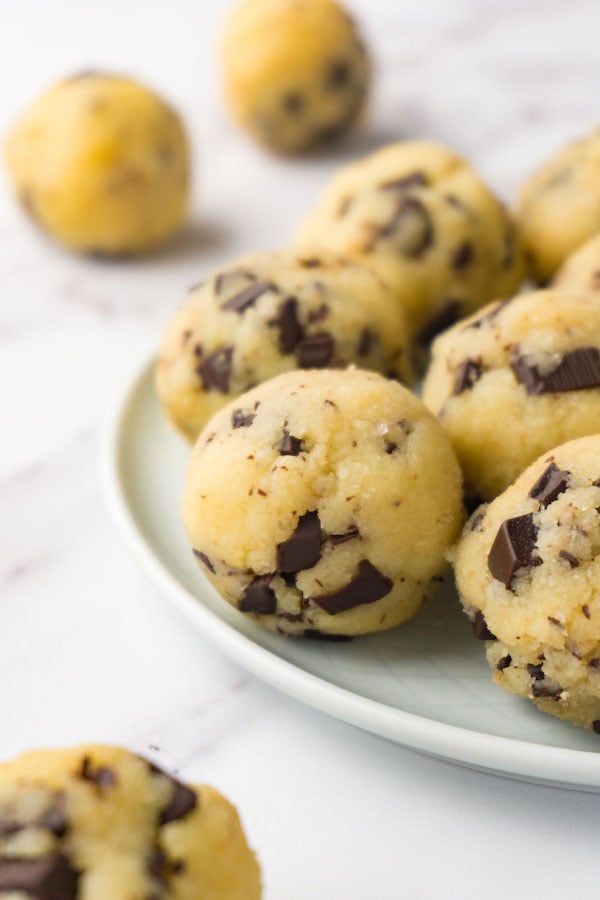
left=0, top=744, right=261, bottom=899
left=157, top=249, right=412, bottom=441
left=553, top=233, right=600, bottom=293
left=183, top=368, right=463, bottom=637
left=295, top=141, right=525, bottom=351
left=454, top=435, right=600, bottom=733
left=222, top=0, right=370, bottom=154
left=518, top=129, right=600, bottom=283
left=422, top=289, right=600, bottom=502
left=5, top=73, right=189, bottom=255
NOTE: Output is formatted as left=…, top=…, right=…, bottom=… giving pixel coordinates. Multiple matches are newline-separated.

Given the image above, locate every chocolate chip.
left=452, top=241, right=473, bottom=270
left=380, top=172, right=428, bottom=191
left=488, top=513, right=539, bottom=589
left=278, top=428, right=303, bottom=456
left=239, top=575, right=277, bottom=615
left=377, top=196, right=433, bottom=258
left=453, top=358, right=484, bottom=395
left=358, top=327, right=373, bottom=357
left=593, top=720, right=600, bottom=734
left=472, top=610, right=496, bottom=640
left=147, top=847, right=167, bottom=885
left=583, top=604, right=591, bottom=619
left=384, top=440, right=398, bottom=454
left=307, top=303, right=329, bottom=324
left=295, top=332, right=335, bottom=368
left=497, top=655, right=512, bottom=671
left=276, top=511, right=322, bottom=573
left=282, top=92, right=304, bottom=114
left=221, top=280, right=275, bottom=313
left=418, top=300, right=462, bottom=345
left=559, top=549, right=579, bottom=568
left=327, top=60, right=351, bottom=89
left=160, top=778, right=197, bottom=825
left=532, top=681, right=563, bottom=699
left=511, top=347, right=600, bottom=395
left=329, top=528, right=360, bottom=545
left=269, top=297, right=304, bottom=353
left=196, top=346, right=234, bottom=393
left=38, top=796, right=68, bottom=837
left=312, top=560, right=393, bottom=615
left=303, top=630, right=353, bottom=641
left=588, top=659, right=600, bottom=669
left=192, top=549, right=215, bottom=574
left=527, top=663, right=544, bottom=681
left=297, top=257, right=321, bottom=268
left=80, top=757, right=116, bottom=788
left=0, top=853, right=79, bottom=899
left=528, top=463, right=569, bottom=507
left=231, top=409, right=255, bottom=428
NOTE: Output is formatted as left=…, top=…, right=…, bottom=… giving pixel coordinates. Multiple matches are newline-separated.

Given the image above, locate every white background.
left=1, top=1, right=600, bottom=897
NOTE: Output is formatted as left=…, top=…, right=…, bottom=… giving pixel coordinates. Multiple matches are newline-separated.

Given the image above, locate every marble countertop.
left=2, top=0, right=600, bottom=896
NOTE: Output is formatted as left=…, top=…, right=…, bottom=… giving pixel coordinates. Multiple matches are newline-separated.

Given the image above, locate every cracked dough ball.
left=183, top=368, right=463, bottom=638
left=0, top=744, right=261, bottom=899
left=295, top=141, right=525, bottom=351
left=222, top=0, right=370, bottom=154
left=553, top=233, right=600, bottom=293
left=157, top=249, right=412, bottom=441
left=5, top=73, right=189, bottom=255
left=422, top=289, right=600, bottom=501
left=517, top=128, right=600, bottom=283
left=454, top=435, right=600, bottom=734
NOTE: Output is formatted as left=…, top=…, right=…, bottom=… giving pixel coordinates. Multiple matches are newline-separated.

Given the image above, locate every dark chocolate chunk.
left=583, top=604, right=591, bottom=619
left=511, top=346, right=600, bottom=395
left=295, top=333, right=335, bottom=368
left=297, top=256, right=321, bottom=268
left=487, top=513, right=539, bottom=589
left=532, top=681, right=563, bottom=699
left=418, top=300, right=462, bottom=345
left=282, top=92, right=304, bottom=114
left=452, top=241, right=473, bottom=270
left=380, top=172, right=428, bottom=191
left=453, top=358, right=484, bottom=395
left=559, top=549, right=579, bottom=568
left=593, top=720, right=600, bottom=734
left=0, top=852, right=79, bottom=899
left=231, top=409, right=255, bottom=428
left=588, top=659, right=600, bottom=669
left=329, top=528, right=360, bottom=545
left=80, top=757, right=116, bottom=789
left=276, top=511, right=322, bottom=573
left=384, top=440, right=398, bottom=454
left=269, top=297, right=304, bottom=354
left=378, top=196, right=433, bottom=258
left=307, top=303, right=329, bottom=324
left=528, top=463, right=569, bottom=507
left=326, top=60, right=351, bottom=89
left=527, top=663, right=544, bottom=681
left=240, top=575, right=277, bottom=615
left=303, top=630, right=353, bottom=641
left=278, top=428, right=303, bottom=456
left=196, top=346, right=234, bottom=393
left=472, top=610, right=496, bottom=641
left=147, top=847, right=167, bottom=885
left=312, top=560, right=392, bottom=615
left=160, top=778, right=197, bottom=825
left=221, top=280, right=275, bottom=313
left=358, top=327, right=373, bottom=357
left=38, top=795, right=68, bottom=837
left=497, top=655, right=512, bottom=671
left=192, top=549, right=215, bottom=574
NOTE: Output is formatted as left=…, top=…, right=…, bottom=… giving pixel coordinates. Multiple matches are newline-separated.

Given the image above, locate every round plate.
left=103, top=361, right=600, bottom=791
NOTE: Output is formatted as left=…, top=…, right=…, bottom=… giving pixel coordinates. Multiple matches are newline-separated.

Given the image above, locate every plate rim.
left=102, top=359, right=600, bottom=792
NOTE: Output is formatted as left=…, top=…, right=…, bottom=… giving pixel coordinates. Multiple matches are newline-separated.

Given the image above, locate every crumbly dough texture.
left=454, top=436, right=600, bottom=734
left=0, top=744, right=261, bottom=899
left=517, top=128, right=600, bottom=283
left=295, top=141, right=525, bottom=348
left=5, top=73, right=189, bottom=255
left=553, top=233, right=600, bottom=293
left=422, top=289, right=600, bottom=501
left=222, top=0, right=369, bottom=153
left=157, top=249, right=412, bottom=441
left=183, top=368, right=463, bottom=637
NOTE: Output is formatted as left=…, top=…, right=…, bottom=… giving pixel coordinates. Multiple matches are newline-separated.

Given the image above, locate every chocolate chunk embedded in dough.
left=0, top=853, right=80, bottom=899
left=559, top=549, right=579, bottom=568
left=452, top=241, right=473, bottom=270
left=528, top=463, right=569, bottom=507
left=511, top=347, right=600, bottom=395
left=80, top=756, right=117, bottom=788
left=221, top=280, right=275, bottom=313
left=312, top=560, right=392, bottom=615
left=192, top=549, right=215, bottom=574
left=295, top=333, right=335, bottom=368
left=378, top=196, right=433, bottom=258
left=380, top=171, right=428, bottom=191
left=38, top=795, right=69, bottom=837
left=330, top=528, right=360, bottom=545
left=488, top=513, right=539, bottom=589
left=240, top=576, right=277, bottom=615
left=276, top=511, right=322, bottom=573
left=472, top=610, right=496, bottom=640
left=231, top=409, right=255, bottom=428
left=278, top=428, right=303, bottom=456
left=160, top=777, right=198, bottom=825
left=452, top=358, right=483, bottom=395
left=196, top=347, right=234, bottom=393
left=269, top=297, right=304, bottom=354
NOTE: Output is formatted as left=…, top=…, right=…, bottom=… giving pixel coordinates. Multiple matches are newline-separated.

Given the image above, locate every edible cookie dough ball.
left=222, top=0, right=370, bottom=154
left=553, top=233, right=600, bottom=293
left=0, top=744, right=261, bottom=899
left=183, top=368, right=463, bottom=637
left=422, top=289, right=600, bottom=502
left=518, top=129, right=600, bottom=283
left=5, top=73, right=189, bottom=255
left=157, top=249, right=412, bottom=441
left=454, top=435, right=600, bottom=734
left=295, top=141, right=525, bottom=351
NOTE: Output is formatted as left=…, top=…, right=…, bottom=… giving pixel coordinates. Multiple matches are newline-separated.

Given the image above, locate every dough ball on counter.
left=0, top=744, right=261, bottom=899
left=517, top=128, right=600, bottom=283
left=295, top=141, right=525, bottom=354
left=5, top=73, right=189, bottom=255
left=183, top=368, right=463, bottom=638
left=422, top=289, right=600, bottom=501
left=454, top=435, right=600, bottom=734
left=552, top=233, right=600, bottom=293
left=157, top=248, right=412, bottom=441
left=222, top=0, right=370, bottom=153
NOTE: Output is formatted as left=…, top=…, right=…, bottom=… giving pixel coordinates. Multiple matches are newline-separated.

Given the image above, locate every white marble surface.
left=2, top=0, right=600, bottom=896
